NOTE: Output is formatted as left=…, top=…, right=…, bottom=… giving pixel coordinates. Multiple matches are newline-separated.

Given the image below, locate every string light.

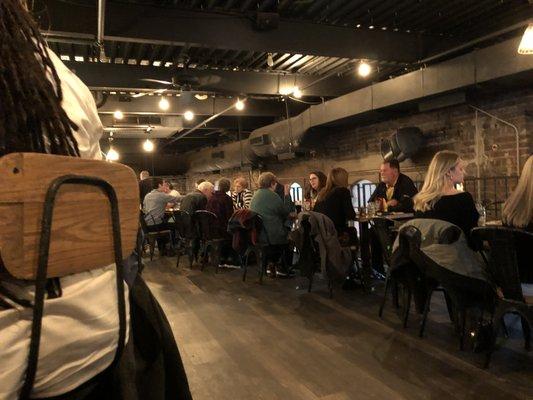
left=292, top=87, right=302, bottom=98
left=113, top=110, right=124, bottom=119
left=235, top=98, right=245, bottom=110
left=184, top=110, right=194, bottom=121
left=518, top=23, right=533, bottom=54
left=106, top=147, right=119, bottom=161
left=357, top=61, right=372, bottom=77
left=158, top=97, right=170, bottom=110
left=143, top=139, right=154, bottom=152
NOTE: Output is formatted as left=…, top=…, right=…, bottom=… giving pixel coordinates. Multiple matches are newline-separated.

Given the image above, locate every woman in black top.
left=414, top=151, right=479, bottom=242
left=314, top=167, right=356, bottom=237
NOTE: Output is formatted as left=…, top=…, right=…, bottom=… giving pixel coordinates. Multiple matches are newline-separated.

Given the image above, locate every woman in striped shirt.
left=232, top=177, right=253, bottom=209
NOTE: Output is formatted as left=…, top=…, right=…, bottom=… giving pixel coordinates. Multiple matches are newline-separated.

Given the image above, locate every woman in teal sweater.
left=250, top=172, right=294, bottom=245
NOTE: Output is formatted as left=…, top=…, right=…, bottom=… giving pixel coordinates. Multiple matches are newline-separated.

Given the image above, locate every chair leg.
left=148, top=236, right=156, bottom=261
left=402, top=285, right=411, bottom=329
left=419, top=289, right=434, bottom=338
left=485, top=309, right=505, bottom=369
left=328, top=278, right=333, bottom=299
left=259, top=249, right=266, bottom=284
left=308, top=273, right=313, bottom=293
left=176, top=252, right=181, bottom=269
left=459, top=309, right=467, bottom=351
left=242, top=252, right=249, bottom=282
left=521, top=316, right=531, bottom=351
left=379, top=274, right=391, bottom=318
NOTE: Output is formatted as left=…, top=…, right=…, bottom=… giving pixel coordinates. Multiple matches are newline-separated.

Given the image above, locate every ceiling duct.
left=380, top=127, right=424, bottom=162
left=188, top=140, right=256, bottom=173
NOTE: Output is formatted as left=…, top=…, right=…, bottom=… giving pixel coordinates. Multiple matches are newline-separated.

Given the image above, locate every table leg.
left=359, top=220, right=373, bottom=290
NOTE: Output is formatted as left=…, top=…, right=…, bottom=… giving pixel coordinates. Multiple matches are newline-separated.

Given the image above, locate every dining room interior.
left=0, top=0, right=532, bottom=399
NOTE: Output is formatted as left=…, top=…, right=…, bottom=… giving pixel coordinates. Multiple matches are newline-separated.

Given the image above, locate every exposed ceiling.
left=33, top=0, right=532, bottom=160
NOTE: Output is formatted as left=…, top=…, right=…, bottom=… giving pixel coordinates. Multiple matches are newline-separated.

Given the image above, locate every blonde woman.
left=414, top=151, right=479, bottom=240
left=502, top=155, right=533, bottom=232
left=314, top=167, right=356, bottom=237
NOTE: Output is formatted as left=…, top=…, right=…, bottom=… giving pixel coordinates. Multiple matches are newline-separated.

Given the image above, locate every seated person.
left=368, top=160, right=417, bottom=273
left=180, top=181, right=214, bottom=215
left=369, top=159, right=418, bottom=212
left=0, top=5, right=128, bottom=396
left=168, top=182, right=181, bottom=197
left=250, top=172, right=294, bottom=275
left=314, top=167, right=356, bottom=244
left=143, top=179, right=181, bottom=225
left=502, top=154, right=533, bottom=282
left=206, top=178, right=234, bottom=238
left=414, top=150, right=479, bottom=246
left=232, top=177, right=253, bottom=209
left=305, top=171, right=327, bottom=210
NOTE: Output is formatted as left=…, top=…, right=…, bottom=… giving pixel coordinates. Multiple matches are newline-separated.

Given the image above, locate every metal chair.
left=0, top=152, right=137, bottom=398
left=194, top=210, right=227, bottom=273
left=472, top=226, right=533, bottom=368
left=403, top=225, right=495, bottom=348
left=172, top=210, right=195, bottom=269
left=140, top=212, right=174, bottom=260
left=371, top=217, right=401, bottom=318
left=297, top=215, right=333, bottom=297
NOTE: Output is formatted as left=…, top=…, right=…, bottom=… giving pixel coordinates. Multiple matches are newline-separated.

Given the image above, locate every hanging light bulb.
left=158, top=97, right=170, bottom=110
left=113, top=110, right=124, bottom=119
left=106, top=147, right=119, bottom=161
left=357, top=61, right=372, bottom=77
left=143, top=139, right=154, bottom=152
left=292, top=87, right=302, bottom=98
left=267, top=53, right=274, bottom=67
left=184, top=110, right=194, bottom=121
left=518, top=23, right=533, bottom=54
left=235, top=98, right=245, bottom=110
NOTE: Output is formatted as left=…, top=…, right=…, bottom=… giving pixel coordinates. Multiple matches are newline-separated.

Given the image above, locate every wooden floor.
left=143, top=256, right=533, bottom=400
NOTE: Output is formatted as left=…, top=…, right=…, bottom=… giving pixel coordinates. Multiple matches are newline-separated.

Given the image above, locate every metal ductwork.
left=188, top=140, right=257, bottom=173
left=184, top=36, right=532, bottom=173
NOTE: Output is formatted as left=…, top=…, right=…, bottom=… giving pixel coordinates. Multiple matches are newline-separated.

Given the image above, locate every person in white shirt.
left=0, top=1, right=129, bottom=397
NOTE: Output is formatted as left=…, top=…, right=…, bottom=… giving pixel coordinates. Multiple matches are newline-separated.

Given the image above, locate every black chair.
left=241, top=217, right=288, bottom=285
left=194, top=210, right=226, bottom=273
left=172, top=210, right=195, bottom=269
left=471, top=226, right=533, bottom=368
left=296, top=215, right=333, bottom=297
left=371, top=217, right=401, bottom=317
left=140, top=212, right=174, bottom=260
left=403, top=225, right=495, bottom=348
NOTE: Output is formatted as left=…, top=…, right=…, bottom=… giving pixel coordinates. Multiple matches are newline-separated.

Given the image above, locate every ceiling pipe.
left=418, top=19, right=531, bottom=65
left=97, top=0, right=106, bottom=61
left=163, top=98, right=248, bottom=147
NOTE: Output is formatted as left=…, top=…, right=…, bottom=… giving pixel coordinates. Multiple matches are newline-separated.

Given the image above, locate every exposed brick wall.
left=186, top=88, right=532, bottom=215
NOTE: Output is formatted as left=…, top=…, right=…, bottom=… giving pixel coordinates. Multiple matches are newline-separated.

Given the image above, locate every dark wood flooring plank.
left=142, top=257, right=533, bottom=400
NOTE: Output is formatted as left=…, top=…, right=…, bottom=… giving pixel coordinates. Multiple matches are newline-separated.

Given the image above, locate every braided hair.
left=0, top=0, right=80, bottom=157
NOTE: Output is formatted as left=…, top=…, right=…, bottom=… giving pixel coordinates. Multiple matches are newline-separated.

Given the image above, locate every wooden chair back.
left=0, top=153, right=139, bottom=279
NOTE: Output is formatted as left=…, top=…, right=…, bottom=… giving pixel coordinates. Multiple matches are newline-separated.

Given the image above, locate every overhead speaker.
left=380, top=127, right=423, bottom=162
left=254, top=12, right=279, bottom=30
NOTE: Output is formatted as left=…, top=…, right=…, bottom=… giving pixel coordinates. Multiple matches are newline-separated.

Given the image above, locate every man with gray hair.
left=180, top=181, right=214, bottom=215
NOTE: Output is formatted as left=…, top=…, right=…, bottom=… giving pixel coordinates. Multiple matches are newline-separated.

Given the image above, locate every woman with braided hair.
left=0, top=1, right=126, bottom=398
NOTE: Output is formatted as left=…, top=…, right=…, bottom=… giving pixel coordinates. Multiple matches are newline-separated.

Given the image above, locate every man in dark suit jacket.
left=139, top=170, right=153, bottom=205
left=368, top=159, right=418, bottom=274
left=369, top=159, right=418, bottom=212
